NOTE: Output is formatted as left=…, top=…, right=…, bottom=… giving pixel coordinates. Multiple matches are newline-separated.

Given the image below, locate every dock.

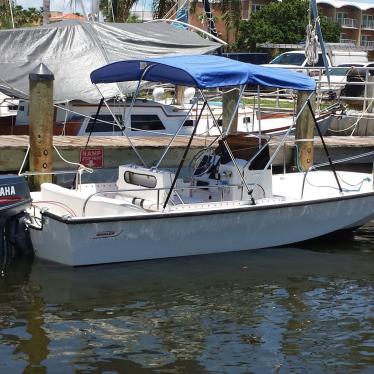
left=0, top=135, right=373, bottom=173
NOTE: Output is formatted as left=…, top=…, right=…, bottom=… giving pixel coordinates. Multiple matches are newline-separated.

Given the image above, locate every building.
left=49, top=12, right=86, bottom=22
left=189, top=0, right=374, bottom=50
left=317, top=1, right=374, bottom=49
left=189, top=0, right=278, bottom=45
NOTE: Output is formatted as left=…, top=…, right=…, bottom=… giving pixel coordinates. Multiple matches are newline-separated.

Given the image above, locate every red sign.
left=80, top=147, right=104, bottom=168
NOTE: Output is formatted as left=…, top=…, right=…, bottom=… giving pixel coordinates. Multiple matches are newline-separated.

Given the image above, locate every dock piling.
left=222, top=88, right=239, bottom=134
left=295, top=91, right=315, bottom=171
left=29, top=63, right=54, bottom=190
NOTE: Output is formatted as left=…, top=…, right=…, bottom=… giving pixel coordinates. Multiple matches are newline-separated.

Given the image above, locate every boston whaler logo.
left=94, top=230, right=123, bottom=239
left=0, top=185, right=16, bottom=196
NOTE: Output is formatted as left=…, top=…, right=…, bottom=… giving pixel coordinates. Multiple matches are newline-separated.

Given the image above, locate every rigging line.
left=84, top=98, right=105, bottom=149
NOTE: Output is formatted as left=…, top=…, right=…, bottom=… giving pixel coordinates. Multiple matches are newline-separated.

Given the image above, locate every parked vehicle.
left=266, top=48, right=368, bottom=73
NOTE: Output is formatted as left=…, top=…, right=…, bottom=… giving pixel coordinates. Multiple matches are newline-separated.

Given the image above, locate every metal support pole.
left=307, top=100, right=342, bottom=193
left=257, top=85, right=262, bottom=149
left=155, top=101, right=196, bottom=168
left=201, top=91, right=256, bottom=204
left=94, top=83, right=148, bottom=167
left=163, top=102, right=207, bottom=209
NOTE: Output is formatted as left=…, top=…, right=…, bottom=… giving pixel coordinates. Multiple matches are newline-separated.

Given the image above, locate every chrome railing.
left=361, top=40, right=374, bottom=48
left=339, top=38, right=356, bottom=45
left=336, top=18, right=359, bottom=28
left=361, top=20, right=374, bottom=29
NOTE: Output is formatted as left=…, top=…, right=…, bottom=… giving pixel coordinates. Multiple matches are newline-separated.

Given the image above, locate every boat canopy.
left=90, top=55, right=316, bottom=91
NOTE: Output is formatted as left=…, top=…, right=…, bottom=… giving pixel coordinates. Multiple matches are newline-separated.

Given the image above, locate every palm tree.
left=220, top=0, right=241, bottom=39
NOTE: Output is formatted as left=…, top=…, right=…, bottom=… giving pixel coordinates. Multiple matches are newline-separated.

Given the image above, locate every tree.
left=220, top=0, right=241, bottom=40
left=0, top=4, right=42, bottom=29
left=100, top=0, right=139, bottom=22
left=236, top=0, right=340, bottom=51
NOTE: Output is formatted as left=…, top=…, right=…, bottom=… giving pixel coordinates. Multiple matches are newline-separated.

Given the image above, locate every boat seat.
left=39, top=183, right=144, bottom=217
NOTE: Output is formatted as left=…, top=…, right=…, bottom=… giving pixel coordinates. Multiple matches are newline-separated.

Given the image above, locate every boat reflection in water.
left=1, top=228, right=374, bottom=372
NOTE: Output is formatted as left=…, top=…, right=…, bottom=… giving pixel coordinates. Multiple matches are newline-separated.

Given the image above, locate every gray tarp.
left=0, top=20, right=219, bottom=103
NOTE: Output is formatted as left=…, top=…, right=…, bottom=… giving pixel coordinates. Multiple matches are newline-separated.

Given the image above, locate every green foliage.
left=99, top=0, right=139, bottom=22
left=152, top=0, right=174, bottom=20
left=221, top=0, right=241, bottom=37
left=0, top=3, right=42, bottom=29
left=236, top=0, right=341, bottom=50
left=319, top=16, right=341, bottom=43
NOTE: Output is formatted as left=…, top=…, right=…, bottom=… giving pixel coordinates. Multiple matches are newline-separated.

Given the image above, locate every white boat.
left=26, top=55, right=374, bottom=266
left=13, top=95, right=305, bottom=137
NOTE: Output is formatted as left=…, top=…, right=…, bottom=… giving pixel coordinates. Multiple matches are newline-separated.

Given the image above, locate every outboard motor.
left=0, top=175, right=32, bottom=260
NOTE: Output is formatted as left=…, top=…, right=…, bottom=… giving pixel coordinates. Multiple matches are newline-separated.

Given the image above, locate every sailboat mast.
left=309, top=0, right=330, bottom=83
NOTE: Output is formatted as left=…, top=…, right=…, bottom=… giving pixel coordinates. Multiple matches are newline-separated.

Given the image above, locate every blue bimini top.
left=90, top=54, right=316, bottom=91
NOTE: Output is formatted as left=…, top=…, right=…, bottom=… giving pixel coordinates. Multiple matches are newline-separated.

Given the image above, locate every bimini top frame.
left=90, top=54, right=316, bottom=91
left=89, top=55, right=317, bottom=208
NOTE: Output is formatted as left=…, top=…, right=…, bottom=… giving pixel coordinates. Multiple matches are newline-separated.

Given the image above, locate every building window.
left=362, top=14, right=374, bottom=29
left=361, top=34, right=372, bottom=47
left=251, top=4, right=263, bottom=12
left=336, top=12, right=347, bottom=21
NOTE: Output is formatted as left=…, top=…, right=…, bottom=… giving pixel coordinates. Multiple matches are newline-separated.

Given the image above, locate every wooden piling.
left=175, top=86, right=186, bottom=105
left=367, top=75, right=374, bottom=114
left=29, top=64, right=54, bottom=191
left=295, top=91, right=315, bottom=171
left=222, top=88, right=239, bottom=134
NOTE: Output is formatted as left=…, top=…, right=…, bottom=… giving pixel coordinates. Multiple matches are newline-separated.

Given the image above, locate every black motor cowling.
left=0, top=175, right=32, bottom=260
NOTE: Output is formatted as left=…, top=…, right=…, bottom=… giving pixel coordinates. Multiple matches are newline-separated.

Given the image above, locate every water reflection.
left=1, top=225, right=374, bottom=373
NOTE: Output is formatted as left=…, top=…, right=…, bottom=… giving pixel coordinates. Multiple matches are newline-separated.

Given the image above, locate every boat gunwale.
left=32, top=190, right=374, bottom=226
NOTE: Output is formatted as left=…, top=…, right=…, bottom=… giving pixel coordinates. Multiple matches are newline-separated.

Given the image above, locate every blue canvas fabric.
left=90, top=55, right=316, bottom=91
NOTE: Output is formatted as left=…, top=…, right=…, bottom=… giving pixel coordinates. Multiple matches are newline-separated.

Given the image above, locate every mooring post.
left=175, top=86, right=186, bottom=105
left=295, top=91, right=315, bottom=171
left=29, top=63, right=54, bottom=191
left=222, top=88, right=239, bottom=134
left=367, top=75, right=374, bottom=114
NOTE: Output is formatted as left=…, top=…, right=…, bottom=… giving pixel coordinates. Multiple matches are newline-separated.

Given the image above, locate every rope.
left=328, top=96, right=374, bottom=135
left=305, top=16, right=319, bottom=65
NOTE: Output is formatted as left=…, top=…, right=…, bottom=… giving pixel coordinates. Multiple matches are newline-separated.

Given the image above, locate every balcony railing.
left=361, top=20, right=374, bottom=30
left=361, top=40, right=374, bottom=48
left=340, top=38, right=356, bottom=45
left=336, top=18, right=359, bottom=28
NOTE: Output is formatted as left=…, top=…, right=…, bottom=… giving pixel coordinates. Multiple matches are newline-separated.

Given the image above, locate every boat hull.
left=30, top=192, right=374, bottom=266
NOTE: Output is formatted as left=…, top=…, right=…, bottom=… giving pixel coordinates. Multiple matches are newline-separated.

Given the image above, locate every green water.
left=1, top=225, right=374, bottom=373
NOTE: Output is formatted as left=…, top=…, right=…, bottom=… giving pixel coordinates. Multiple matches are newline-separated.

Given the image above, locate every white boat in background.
left=0, top=92, right=18, bottom=118
left=11, top=91, right=331, bottom=137
left=26, top=55, right=374, bottom=266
